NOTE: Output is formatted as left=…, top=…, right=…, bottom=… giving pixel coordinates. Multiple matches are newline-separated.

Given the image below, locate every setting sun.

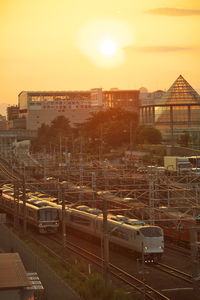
left=77, top=19, right=134, bottom=68
left=99, top=39, right=117, bottom=57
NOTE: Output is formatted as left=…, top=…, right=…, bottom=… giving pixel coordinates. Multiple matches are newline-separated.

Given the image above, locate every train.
left=60, top=205, right=164, bottom=262
left=0, top=184, right=59, bottom=233
left=0, top=184, right=164, bottom=261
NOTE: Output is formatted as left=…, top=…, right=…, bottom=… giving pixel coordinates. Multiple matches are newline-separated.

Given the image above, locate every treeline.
left=31, top=108, right=162, bottom=154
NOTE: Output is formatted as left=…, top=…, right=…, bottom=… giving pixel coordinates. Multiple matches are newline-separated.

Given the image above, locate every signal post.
left=190, top=227, right=200, bottom=299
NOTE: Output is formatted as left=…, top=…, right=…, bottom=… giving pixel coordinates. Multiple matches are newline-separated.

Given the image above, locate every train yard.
left=0, top=157, right=200, bottom=299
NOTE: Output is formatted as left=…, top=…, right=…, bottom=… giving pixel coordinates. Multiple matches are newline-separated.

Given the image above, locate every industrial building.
left=17, top=88, right=140, bottom=131
left=104, top=88, right=140, bottom=111
left=0, top=114, right=7, bottom=130
left=0, top=253, right=43, bottom=300
left=139, top=89, right=165, bottom=106
left=139, top=75, right=200, bottom=145
left=18, top=89, right=103, bottom=130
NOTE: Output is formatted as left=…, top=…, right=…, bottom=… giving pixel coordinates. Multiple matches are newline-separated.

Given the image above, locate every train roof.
left=69, top=206, right=161, bottom=230
left=76, top=205, right=90, bottom=211
left=87, top=208, right=102, bottom=215
left=110, top=215, right=129, bottom=222
left=157, top=206, right=194, bottom=220
left=125, top=218, right=145, bottom=226
left=2, top=193, right=57, bottom=210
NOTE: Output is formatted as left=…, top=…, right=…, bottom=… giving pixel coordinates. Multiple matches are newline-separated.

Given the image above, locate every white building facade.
left=18, top=90, right=103, bottom=130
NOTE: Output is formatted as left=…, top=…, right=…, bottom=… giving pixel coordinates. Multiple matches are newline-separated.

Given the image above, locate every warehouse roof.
left=0, top=253, right=30, bottom=289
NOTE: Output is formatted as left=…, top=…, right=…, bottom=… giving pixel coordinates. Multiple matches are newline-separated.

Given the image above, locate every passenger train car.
left=0, top=185, right=59, bottom=233
left=61, top=206, right=164, bottom=262
left=41, top=201, right=164, bottom=261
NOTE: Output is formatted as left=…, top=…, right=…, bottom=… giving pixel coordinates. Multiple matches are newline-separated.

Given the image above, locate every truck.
left=187, top=156, right=200, bottom=168
left=164, top=156, right=192, bottom=175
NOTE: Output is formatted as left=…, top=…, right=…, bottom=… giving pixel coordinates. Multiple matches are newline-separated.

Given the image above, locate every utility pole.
left=22, top=177, right=27, bottom=235
left=99, top=125, right=103, bottom=162
left=65, top=137, right=68, bottom=166
left=149, top=176, right=155, bottom=225
left=13, top=182, right=19, bottom=229
left=91, top=172, right=96, bottom=207
left=60, top=183, right=66, bottom=255
left=79, top=131, right=84, bottom=202
left=71, top=133, right=75, bottom=159
left=102, top=197, right=109, bottom=285
left=141, top=242, right=146, bottom=300
left=59, top=135, right=62, bottom=166
left=190, top=227, right=200, bottom=299
left=170, top=106, right=174, bottom=147
left=130, top=120, right=133, bottom=151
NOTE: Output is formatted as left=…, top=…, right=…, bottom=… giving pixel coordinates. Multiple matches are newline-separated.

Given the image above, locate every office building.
left=18, top=89, right=103, bottom=130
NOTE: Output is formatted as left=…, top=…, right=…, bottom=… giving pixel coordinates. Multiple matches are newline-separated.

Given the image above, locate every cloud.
left=125, top=46, right=191, bottom=53
left=145, top=8, right=200, bottom=16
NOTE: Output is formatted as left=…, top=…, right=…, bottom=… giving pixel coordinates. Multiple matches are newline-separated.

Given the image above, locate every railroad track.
left=0, top=161, right=19, bottom=181
left=31, top=233, right=170, bottom=300
left=109, top=264, right=170, bottom=300
left=153, top=262, right=192, bottom=283
left=165, top=243, right=190, bottom=257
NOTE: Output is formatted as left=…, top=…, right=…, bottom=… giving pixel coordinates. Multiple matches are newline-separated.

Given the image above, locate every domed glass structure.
left=140, top=75, right=200, bottom=145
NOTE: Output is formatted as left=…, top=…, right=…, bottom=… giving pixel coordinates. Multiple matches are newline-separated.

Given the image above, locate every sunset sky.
left=1, top=0, right=200, bottom=105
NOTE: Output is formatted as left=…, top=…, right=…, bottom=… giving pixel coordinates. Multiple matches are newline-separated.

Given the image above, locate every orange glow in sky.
left=0, top=0, right=200, bottom=105
left=76, top=19, right=133, bottom=68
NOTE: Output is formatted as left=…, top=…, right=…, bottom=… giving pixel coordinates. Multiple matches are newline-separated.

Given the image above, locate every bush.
left=76, top=273, right=140, bottom=300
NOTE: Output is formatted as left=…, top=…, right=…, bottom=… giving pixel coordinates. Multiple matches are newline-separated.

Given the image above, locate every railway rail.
left=0, top=161, right=18, bottom=181
left=43, top=233, right=196, bottom=298
left=32, top=233, right=170, bottom=300
left=153, top=262, right=192, bottom=283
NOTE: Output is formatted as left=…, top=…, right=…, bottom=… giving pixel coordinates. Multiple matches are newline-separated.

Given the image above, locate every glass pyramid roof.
left=158, top=75, right=200, bottom=105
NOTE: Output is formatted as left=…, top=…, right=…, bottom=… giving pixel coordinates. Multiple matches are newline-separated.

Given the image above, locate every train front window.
left=140, top=227, right=162, bottom=237
left=39, top=209, right=58, bottom=221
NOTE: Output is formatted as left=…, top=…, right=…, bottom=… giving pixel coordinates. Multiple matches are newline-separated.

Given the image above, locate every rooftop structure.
left=0, top=253, right=30, bottom=289
left=140, top=75, right=200, bottom=145
left=7, top=105, right=20, bottom=121
left=0, top=253, right=43, bottom=300
left=140, top=90, right=165, bottom=106
left=158, top=75, right=200, bottom=105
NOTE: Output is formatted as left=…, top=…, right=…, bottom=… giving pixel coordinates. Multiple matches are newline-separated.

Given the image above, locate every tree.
left=31, top=123, right=51, bottom=152
left=79, top=108, right=139, bottom=152
left=49, top=116, right=71, bottom=145
left=135, top=125, right=162, bottom=144
left=31, top=116, right=72, bottom=152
